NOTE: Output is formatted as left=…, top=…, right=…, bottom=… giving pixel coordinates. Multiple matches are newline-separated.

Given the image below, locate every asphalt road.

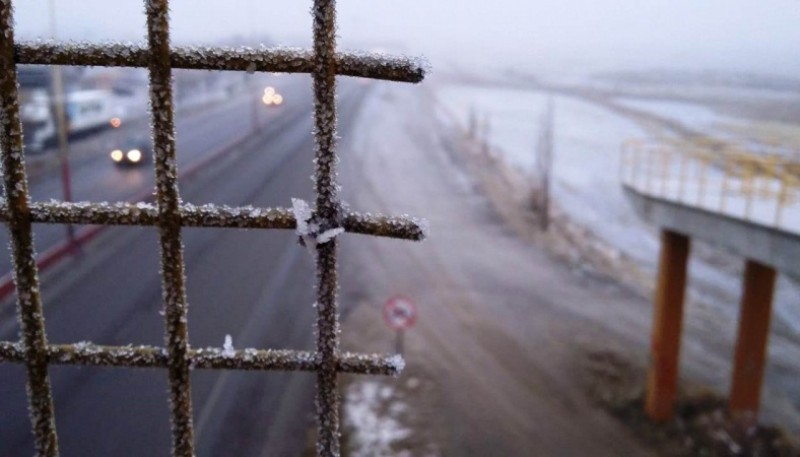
left=0, top=75, right=295, bottom=280
left=0, top=76, right=370, bottom=456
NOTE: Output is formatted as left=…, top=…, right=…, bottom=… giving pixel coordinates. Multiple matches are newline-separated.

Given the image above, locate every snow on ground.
left=615, top=98, right=740, bottom=137
left=435, top=85, right=547, bottom=174
left=550, top=96, right=660, bottom=266
left=613, top=96, right=800, bottom=155
left=344, top=381, right=412, bottom=457
left=434, top=82, right=800, bottom=334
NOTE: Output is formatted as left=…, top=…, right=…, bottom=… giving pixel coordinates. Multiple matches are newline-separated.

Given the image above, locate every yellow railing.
left=621, top=139, right=800, bottom=232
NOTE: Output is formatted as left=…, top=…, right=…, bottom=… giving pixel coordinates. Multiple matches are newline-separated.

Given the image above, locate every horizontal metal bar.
left=0, top=341, right=403, bottom=376
left=15, top=41, right=426, bottom=84
left=0, top=201, right=428, bottom=241
left=343, top=211, right=428, bottom=241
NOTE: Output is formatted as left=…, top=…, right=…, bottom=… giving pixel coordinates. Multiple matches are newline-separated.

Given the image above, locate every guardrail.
left=620, top=139, right=800, bottom=233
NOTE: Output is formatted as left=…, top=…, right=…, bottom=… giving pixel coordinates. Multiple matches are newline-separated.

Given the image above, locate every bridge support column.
left=729, top=260, right=776, bottom=417
left=646, top=230, right=690, bottom=422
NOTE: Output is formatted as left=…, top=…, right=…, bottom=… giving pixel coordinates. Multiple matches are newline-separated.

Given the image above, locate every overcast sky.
left=13, top=0, right=800, bottom=76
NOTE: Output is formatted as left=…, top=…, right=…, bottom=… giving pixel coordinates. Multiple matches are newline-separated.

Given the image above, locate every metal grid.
left=0, top=1, right=427, bottom=455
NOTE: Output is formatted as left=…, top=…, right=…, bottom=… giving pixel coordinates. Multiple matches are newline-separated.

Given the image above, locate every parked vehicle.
left=19, top=88, right=55, bottom=153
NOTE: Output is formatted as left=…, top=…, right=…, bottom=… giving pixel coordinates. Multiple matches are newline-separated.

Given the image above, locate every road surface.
left=0, top=76, right=370, bottom=456
left=334, top=81, right=800, bottom=454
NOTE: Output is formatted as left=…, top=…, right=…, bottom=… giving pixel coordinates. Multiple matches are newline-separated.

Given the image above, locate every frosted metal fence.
left=0, top=1, right=427, bottom=455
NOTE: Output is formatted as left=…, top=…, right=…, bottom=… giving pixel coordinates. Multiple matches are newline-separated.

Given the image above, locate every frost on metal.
left=15, top=41, right=427, bottom=84
left=0, top=1, right=59, bottom=455
left=222, top=335, right=235, bottom=357
left=0, top=341, right=403, bottom=375
left=0, top=200, right=427, bottom=240
left=0, top=0, right=426, bottom=455
left=144, top=1, right=196, bottom=455
left=291, top=197, right=348, bottom=253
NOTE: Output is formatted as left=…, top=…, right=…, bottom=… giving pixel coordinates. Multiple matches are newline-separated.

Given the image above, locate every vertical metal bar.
left=697, top=155, right=707, bottom=208
left=759, top=157, right=773, bottom=198
left=744, top=162, right=754, bottom=220
left=720, top=158, right=730, bottom=213
left=677, top=148, right=687, bottom=202
left=0, top=2, right=60, bottom=455
left=311, top=0, right=341, bottom=455
left=645, top=230, right=690, bottom=422
left=646, top=146, right=654, bottom=195
left=729, top=260, right=776, bottom=417
left=660, top=147, right=670, bottom=197
left=631, top=144, right=639, bottom=190
left=144, top=1, right=195, bottom=455
left=774, top=168, right=788, bottom=228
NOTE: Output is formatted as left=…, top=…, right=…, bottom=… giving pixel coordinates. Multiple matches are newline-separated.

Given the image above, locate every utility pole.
left=248, top=0, right=259, bottom=133
left=535, top=96, right=554, bottom=231
left=468, top=106, right=477, bottom=139
left=482, top=114, right=491, bottom=156
left=49, top=0, right=75, bottom=244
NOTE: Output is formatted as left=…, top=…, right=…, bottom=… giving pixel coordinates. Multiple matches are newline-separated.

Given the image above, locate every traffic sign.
left=383, top=295, right=417, bottom=330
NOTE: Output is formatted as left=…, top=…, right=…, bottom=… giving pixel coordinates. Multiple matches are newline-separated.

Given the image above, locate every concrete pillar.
left=645, top=230, right=690, bottom=422
left=729, top=260, right=776, bottom=417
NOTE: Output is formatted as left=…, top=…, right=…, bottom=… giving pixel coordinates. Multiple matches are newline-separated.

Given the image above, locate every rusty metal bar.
left=15, top=41, right=426, bottom=84
left=144, top=1, right=195, bottom=454
left=311, top=0, right=342, bottom=454
left=0, top=201, right=428, bottom=241
left=0, top=341, right=404, bottom=376
left=0, top=1, right=60, bottom=455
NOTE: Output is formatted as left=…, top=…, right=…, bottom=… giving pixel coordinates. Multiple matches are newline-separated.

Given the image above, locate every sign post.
left=383, top=295, right=417, bottom=355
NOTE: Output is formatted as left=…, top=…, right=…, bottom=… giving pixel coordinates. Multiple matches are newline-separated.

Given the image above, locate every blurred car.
left=110, top=136, right=151, bottom=167
left=262, top=86, right=284, bottom=106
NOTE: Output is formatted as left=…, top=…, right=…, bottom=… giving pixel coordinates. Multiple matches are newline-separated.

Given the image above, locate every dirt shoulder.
left=335, top=83, right=661, bottom=456
left=331, top=82, right=799, bottom=456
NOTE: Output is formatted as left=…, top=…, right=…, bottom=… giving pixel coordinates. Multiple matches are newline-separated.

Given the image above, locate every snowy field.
left=615, top=98, right=740, bottom=138
left=434, top=85, right=547, bottom=174
left=434, top=83, right=800, bottom=334
left=614, top=96, right=800, bottom=154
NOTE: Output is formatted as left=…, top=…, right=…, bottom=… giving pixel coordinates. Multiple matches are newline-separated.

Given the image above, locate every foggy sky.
left=12, top=0, right=800, bottom=76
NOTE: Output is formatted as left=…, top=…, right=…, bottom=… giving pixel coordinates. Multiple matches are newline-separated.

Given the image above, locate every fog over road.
left=0, top=77, right=370, bottom=456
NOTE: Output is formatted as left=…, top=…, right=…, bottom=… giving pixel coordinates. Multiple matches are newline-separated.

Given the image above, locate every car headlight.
left=110, top=149, right=123, bottom=162
left=127, top=149, right=142, bottom=163
left=262, top=94, right=273, bottom=105
left=273, top=94, right=283, bottom=105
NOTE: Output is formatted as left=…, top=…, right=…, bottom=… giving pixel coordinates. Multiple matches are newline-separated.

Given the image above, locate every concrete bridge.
left=621, top=140, right=800, bottom=422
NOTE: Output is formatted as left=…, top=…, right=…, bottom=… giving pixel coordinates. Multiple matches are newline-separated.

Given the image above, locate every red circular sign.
left=383, top=295, right=417, bottom=330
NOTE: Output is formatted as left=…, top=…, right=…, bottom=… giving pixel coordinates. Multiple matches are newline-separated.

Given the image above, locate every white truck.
left=20, top=89, right=125, bottom=152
